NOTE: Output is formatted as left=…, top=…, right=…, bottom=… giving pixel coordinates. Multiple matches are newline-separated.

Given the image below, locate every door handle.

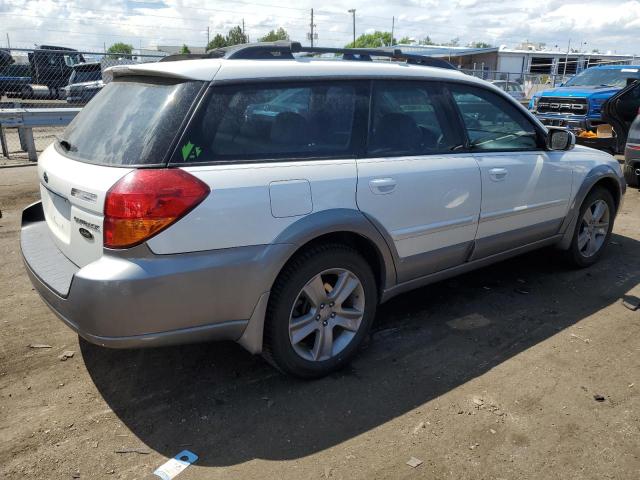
left=369, top=178, right=397, bottom=195
left=488, top=168, right=508, bottom=181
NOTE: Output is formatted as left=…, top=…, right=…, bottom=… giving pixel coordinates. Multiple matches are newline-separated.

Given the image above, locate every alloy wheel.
left=288, top=268, right=365, bottom=362
left=577, top=199, right=610, bottom=258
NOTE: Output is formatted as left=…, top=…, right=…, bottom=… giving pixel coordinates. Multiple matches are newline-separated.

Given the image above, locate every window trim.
left=168, top=79, right=370, bottom=166
left=444, top=82, right=548, bottom=153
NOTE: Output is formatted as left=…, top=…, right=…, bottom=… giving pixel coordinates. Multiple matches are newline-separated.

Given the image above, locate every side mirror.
left=547, top=128, right=575, bottom=151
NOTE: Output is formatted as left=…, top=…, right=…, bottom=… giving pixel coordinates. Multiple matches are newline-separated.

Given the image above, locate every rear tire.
left=564, top=187, right=615, bottom=268
left=262, top=243, right=378, bottom=378
left=623, top=164, right=639, bottom=188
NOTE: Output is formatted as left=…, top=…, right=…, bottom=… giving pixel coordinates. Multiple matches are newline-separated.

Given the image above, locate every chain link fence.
left=460, top=69, right=571, bottom=102
left=1, top=47, right=165, bottom=165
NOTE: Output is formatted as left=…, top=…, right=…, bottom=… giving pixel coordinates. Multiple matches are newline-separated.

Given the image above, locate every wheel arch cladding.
left=592, top=176, right=621, bottom=212
left=272, top=208, right=397, bottom=294
left=237, top=208, right=397, bottom=355
left=558, top=164, right=624, bottom=250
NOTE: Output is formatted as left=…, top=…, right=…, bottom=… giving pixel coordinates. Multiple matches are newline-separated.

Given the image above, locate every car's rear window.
left=170, top=81, right=364, bottom=164
left=58, top=77, right=203, bottom=166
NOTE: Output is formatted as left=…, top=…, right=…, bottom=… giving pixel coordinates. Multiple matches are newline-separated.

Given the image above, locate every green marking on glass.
left=181, top=141, right=194, bottom=161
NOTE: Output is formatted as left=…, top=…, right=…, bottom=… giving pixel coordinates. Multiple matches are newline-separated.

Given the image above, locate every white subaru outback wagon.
left=21, top=42, right=625, bottom=378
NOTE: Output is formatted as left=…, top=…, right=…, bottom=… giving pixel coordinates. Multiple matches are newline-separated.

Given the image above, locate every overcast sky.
left=0, top=0, right=636, bottom=54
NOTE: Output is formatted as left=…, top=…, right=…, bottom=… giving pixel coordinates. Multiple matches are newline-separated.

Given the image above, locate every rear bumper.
left=21, top=201, right=291, bottom=349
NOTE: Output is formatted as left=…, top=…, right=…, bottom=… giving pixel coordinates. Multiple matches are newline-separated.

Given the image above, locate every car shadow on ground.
left=81, top=233, right=640, bottom=467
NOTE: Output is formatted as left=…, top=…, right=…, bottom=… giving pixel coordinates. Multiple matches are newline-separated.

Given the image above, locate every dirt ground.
left=0, top=165, right=639, bottom=480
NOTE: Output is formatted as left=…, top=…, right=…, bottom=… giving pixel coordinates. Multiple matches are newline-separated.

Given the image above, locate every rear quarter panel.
left=146, top=160, right=358, bottom=253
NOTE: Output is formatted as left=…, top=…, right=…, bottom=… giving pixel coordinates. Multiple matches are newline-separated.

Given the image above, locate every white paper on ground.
left=153, top=450, right=198, bottom=480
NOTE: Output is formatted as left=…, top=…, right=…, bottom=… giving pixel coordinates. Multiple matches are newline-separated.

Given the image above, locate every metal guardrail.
left=0, top=107, right=80, bottom=161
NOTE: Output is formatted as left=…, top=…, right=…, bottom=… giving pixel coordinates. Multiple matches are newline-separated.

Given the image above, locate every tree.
left=180, top=44, right=191, bottom=54
left=398, top=36, right=413, bottom=44
left=444, top=37, right=459, bottom=47
left=207, top=34, right=227, bottom=50
left=467, top=41, right=492, bottom=48
left=419, top=36, right=435, bottom=46
left=259, top=27, right=289, bottom=42
left=345, top=31, right=395, bottom=49
left=107, top=42, right=133, bottom=58
left=226, top=25, right=248, bottom=46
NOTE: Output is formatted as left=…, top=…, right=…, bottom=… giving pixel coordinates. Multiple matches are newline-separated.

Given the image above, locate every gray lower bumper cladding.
left=20, top=201, right=290, bottom=349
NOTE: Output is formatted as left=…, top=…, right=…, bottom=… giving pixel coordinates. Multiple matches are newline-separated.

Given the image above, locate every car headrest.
left=270, top=112, right=310, bottom=146
left=372, top=113, right=423, bottom=152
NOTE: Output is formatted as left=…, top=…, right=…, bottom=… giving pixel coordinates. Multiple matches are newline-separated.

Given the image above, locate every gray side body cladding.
left=557, top=164, right=625, bottom=250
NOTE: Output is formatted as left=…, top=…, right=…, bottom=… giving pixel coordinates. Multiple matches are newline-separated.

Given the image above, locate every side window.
left=449, top=84, right=540, bottom=151
left=173, top=82, right=361, bottom=163
left=368, top=81, right=460, bottom=156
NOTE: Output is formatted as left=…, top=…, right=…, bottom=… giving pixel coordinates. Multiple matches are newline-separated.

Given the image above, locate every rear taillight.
left=104, top=169, right=210, bottom=249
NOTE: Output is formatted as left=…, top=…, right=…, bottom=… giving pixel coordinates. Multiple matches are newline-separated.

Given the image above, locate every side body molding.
left=557, top=164, right=626, bottom=250
left=237, top=208, right=398, bottom=354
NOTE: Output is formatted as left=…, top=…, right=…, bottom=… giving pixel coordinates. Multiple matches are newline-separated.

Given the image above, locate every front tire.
left=564, top=187, right=615, bottom=267
left=263, top=244, right=378, bottom=378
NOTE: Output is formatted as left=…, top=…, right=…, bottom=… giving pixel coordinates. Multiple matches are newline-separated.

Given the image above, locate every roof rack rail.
left=160, top=41, right=456, bottom=70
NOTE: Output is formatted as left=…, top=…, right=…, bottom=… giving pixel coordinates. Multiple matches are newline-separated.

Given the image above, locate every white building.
left=394, top=44, right=637, bottom=79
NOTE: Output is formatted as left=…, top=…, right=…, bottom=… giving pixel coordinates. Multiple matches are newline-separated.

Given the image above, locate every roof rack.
left=160, top=41, right=456, bottom=70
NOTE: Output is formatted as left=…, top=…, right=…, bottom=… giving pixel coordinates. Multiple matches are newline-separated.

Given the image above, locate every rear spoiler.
left=105, top=65, right=193, bottom=81
left=104, top=62, right=220, bottom=83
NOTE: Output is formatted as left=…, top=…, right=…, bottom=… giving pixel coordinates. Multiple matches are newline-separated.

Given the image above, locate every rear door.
left=39, top=76, right=205, bottom=267
left=355, top=80, right=481, bottom=283
left=447, top=83, right=572, bottom=259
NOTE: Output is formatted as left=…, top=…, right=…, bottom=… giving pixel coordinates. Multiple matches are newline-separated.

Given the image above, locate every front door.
left=448, top=83, right=573, bottom=259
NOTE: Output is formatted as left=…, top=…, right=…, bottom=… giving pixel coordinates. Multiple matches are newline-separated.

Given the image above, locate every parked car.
left=62, top=62, right=104, bottom=104
left=625, top=120, right=640, bottom=187
left=615, top=82, right=640, bottom=186
left=529, top=65, right=640, bottom=131
left=491, top=80, right=525, bottom=101
left=0, top=46, right=86, bottom=99
left=21, top=42, right=626, bottom=378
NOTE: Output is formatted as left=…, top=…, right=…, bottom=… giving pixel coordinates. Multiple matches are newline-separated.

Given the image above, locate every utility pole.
left=207, top=26, right=210, bottom=48
left=242, top=18, right=245, bottom=35
left=563, top=38, right=571, bottom=77
left=391, top=16, right=395, bottom=46
left=348, top=9, right=356, bottom=46
left=309, top=8, right=316, bottom=47
left=6, top=33, right=10, bottom=49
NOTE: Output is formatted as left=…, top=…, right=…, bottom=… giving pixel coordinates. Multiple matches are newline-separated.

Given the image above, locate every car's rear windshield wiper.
left=56, top=136, right=76, bottom=152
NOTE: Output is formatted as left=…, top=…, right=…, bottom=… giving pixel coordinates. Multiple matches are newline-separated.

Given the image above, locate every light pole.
left=348, top=9, right=356, bottom=46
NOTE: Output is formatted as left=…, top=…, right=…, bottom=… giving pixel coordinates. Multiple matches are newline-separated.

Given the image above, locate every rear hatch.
left=39, top=75, right=205, bottom=267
